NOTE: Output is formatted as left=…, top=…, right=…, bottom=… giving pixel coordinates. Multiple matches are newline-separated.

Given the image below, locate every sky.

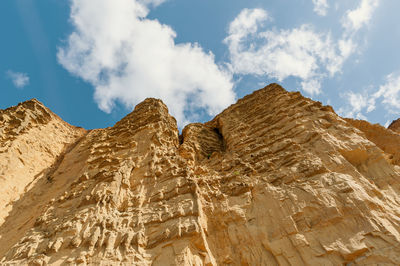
left=1, top=0, right=400, bottom=129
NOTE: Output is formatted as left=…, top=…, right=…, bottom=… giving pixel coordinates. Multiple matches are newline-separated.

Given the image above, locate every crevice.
left=178, top=123, right=226, bottom=160
left=179, top=134, right=184, bottom=145
left=213, top=126, right=226, bottom=152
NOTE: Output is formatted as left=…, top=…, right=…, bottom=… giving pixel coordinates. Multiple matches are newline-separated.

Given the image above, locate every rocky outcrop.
left=0, top=99, right=86, bottom=227
left=1, top=84, right=400, bottom=265
left=388, top=118, right=400, bottom=133
left=345, top=118, right=400, bottom=166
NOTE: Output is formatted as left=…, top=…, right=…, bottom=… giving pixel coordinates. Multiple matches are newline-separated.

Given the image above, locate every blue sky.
left=1, top=0, right=400, bottom=129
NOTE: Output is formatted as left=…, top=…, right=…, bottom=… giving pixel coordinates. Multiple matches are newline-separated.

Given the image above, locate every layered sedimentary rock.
left=0, top=99, right=86, bottom=226
left=1, top=84, right=400, bottom=265
left=345, top=118, right=400, bottom=166
left=388, top=118, right=400, bottom=133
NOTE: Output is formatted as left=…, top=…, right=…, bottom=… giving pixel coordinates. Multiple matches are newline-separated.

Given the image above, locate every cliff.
left=1, top=84, right=400, bottom=265
left=388, top=118, right=400, bottom=133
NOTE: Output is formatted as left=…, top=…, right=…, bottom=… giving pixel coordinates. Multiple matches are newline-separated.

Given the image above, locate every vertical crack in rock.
left=1, top=84, right=400, bottom=265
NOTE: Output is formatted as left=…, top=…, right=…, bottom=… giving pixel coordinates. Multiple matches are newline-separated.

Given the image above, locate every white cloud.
left=301, top=79, right=322, bottom=95
left=372, top=72, right=400, bottom=113
left=137, top=0, right=166, bottom=7
left=58, top=0, right=235, bottom=126
left=224, top=8, right=350, bottom=95
left=338, top=72, right=400, bottom=120
left=342, top=0, right=380, bottom=32
left=337, top=38, right=356, bottom=59
left=225, top=8, right=268, bottom=47
left=335, top=0, right=380, bottom=81
left=312, top=0, right=329, bottom=16
left=225, top=3, right=381, bottom=97
left=6, top=70, right=30, bottom=89
left=338, top=91, right=370, bottom=119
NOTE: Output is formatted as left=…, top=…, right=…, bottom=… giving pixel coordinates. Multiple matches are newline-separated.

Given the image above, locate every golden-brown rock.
left=345, top=118, right=400, bottom=165
left=388, top=118, right=400, bottom=133
left=0, top=99, right=86, bottom=227
left=1, top=84, right=400, bottom=265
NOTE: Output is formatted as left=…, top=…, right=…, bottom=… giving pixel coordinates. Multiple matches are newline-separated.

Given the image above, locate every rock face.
left=388, top=118, right=400, bottom=133
left=0, top=99, right=86, bottom=227
left=345, top=118, right=400, bottom=166
left=1, top=83, right=400, bottom=265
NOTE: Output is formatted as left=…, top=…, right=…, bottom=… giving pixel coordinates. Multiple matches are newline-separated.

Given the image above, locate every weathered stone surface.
left=0, top=99, right=86, bottom=227
left=346, top=118, right=400, bottom=166
left=388, top=118, right=400, bottom=133
left=1, top=84, right=400, bottom=265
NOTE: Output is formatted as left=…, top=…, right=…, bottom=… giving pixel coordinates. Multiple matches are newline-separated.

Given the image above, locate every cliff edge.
left=1, top=84, right=400, bottom=265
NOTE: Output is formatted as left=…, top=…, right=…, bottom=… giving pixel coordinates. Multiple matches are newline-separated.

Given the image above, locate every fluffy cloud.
left=336, top=0, right=382, bottom=120
left=338, top=92, right=370, bottom=119
left=225, top=8, right=269, bottom=47
left=58, top=0, right=235, bottom=126
left=224, top=8, right=348, bottom=95
left=6, top=70, right=30, bottom=89
left=339, top=72, right=400, bottom=120
left=336, top=0, right=380, bottom=77
left=226, top=2, right=381, bottom=96
left=342, top=0, right=380, bottom=32
left=312, top=0, right=329, bottom=16
left=372, top=72, right=400, bottom=113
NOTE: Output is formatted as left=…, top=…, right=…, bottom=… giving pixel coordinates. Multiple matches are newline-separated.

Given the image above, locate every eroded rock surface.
left=0, top=99, right=86, bottom=227
left=1, top=84, right=400, bottom=265
left=388, top=118, right=400, bottom=133
left=345, top=118, right=400, bottom=166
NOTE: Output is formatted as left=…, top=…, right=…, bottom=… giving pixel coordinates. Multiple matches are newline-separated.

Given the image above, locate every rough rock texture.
left=0, top=99, right=86, bottom=226
left=345, top=118, right=400, bottom=166
left=388, top=118, right=400, bottom=133
left=1, top=84, right=400, bottom=265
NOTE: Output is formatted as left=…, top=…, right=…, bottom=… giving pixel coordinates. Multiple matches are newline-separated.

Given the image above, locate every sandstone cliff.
left=388, top=118, right=400, bottom=133
left=1, top=84, right=400, bottom=265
